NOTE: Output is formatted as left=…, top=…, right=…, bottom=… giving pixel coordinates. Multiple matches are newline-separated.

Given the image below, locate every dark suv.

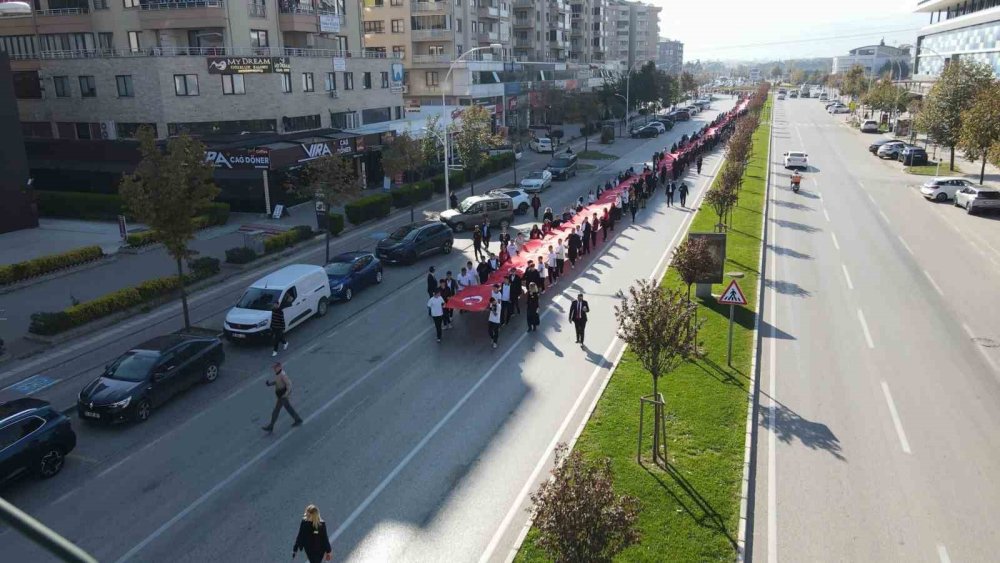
left=0, top=398, right=77, bottom=483
left=77, top=333, right=225, bottom=423
left=546, top=152, right=579, bottom=180
left=376, top=220, right=454, bottom=264
left=899, top=145, right=929, bottom=166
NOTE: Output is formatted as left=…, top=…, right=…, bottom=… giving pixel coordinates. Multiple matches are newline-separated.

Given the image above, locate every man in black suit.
left=568, top=292, right=590, bottom=347
left=426, top=266, right=437, bottom=298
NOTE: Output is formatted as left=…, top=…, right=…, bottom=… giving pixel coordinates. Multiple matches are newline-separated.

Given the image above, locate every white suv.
left=860, top=120, right=879, bottom=133
left=920, top=177, right=974, bottom=202
left=783, top=151, right=808, bottom=170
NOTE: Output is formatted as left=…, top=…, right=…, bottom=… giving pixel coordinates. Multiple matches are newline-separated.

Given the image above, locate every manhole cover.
left=972, top=337, right=1000, bottom=348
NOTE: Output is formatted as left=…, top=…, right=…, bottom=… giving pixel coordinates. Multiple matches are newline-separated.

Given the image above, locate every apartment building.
left=913, top=0, right=1000, bottom=78
left=510, top=0, right=570, bottom=62
left=568, top=0, right=609, bottom=62
left=607, top=0, right=658, bottom=69
left=656, top=37, right=682, bottom=75
left=0, top=0, right=405, bottom=141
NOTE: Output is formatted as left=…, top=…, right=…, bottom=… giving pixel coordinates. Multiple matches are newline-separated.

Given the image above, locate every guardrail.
left=139, top=0, right=225, bottom=10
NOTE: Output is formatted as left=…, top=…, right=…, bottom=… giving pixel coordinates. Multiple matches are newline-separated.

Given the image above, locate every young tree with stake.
left=452, top=104, right=500, bottom=196
left=294, top=155, right=359, bottom=263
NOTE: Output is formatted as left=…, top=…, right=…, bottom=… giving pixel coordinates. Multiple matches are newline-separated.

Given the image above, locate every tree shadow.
left=770, top=218, right=821, bottom=233
left=764, top=279, right=812, bottom=297
left=726, top=259, right=759, bottom=275
left=641, top=463, right=739, bottom=550
left=772, top=200, right=814, bottom=212
left=766, top=244, right=813, bottom=260
left=758, top=399, right=845, bottom=461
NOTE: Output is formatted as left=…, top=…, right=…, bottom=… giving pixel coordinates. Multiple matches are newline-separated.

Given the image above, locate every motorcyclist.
left=790, top=171, right=802, bottom=190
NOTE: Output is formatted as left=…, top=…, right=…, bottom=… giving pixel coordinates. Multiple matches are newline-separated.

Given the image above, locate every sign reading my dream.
left=207, top=56, right=291, bottom=75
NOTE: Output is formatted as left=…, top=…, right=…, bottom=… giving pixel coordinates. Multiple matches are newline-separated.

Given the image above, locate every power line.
left=692, top=27, right=921, bottom=53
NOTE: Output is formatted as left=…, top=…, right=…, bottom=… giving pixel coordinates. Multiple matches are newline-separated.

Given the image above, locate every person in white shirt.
left=457, top=267, right=471, bottom=291
left=506, top=239, right=517, bottom=259
left=587, top=190, right=596, bottom=204
left=500, top=279, right=513, bottom=325
left=621, top=190, right=629, bottom=206
left=487, top=297, right=502, bottom=348
left=546, top=245, right=559, bottom=283
left=537, top=256, right=548, bottom=292
left=555, top=238, right=566, bottom=275
left=490, top=283, right=503, bottom=310
left=427, top=289, right=446, bottom=342
left=515, top=231, right=526, bottom=250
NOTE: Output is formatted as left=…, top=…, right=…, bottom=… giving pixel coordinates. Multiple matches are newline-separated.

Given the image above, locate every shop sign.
left=204, top=148, right=271, bottom=169
left=207, top=56, right=290, bottom=75
left=319, top=13, right=341, bottom=33
left=335, top=138, right=354, bottom=155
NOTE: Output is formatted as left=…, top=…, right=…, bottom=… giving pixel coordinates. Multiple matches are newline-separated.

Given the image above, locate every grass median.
left=906, top=162, right=962, bottom=176
left=516, top=95, right=772, bottom=562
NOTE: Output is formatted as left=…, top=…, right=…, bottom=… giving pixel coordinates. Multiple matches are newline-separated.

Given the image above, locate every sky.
left=654, top=0, right=929, bottom=62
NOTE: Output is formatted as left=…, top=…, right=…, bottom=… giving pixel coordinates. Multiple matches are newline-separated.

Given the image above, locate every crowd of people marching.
left=424, top=100, right=748, bottom=350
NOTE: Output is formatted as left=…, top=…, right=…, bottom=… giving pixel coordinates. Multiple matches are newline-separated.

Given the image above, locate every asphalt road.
left=1, top=99, right=737, bottom=562
left=752, top=96, right=1000, bottom=562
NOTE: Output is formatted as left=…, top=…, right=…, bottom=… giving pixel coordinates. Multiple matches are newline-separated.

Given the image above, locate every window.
left=373, top=0, right=383, bottom=5
left=391, top=0, right=402, bottom=5
left=127, top=31, right=140, bottom=52
left=302, top=72, right=314, bottom=92
left=394, top=106, right=402, bottom=120
left=123, top=0, right=138, bottom=7
left=116, top=75, right=134, bottom=97
left=380, top=71, right=389, bottom=88
left=363, top=72, right=372, bottom=89
left=281, top=73, right=292, bottom=93
left=22, top=122, right=53, bottom=139
left=174, top=74, right=199, bottom=96
left=13, top=71, right=41, bottom=99
left=75, top=122, right=94, bottom=140
left=94, top=0, right=109, bottom=8
left=78, top=75, right=96, bottom=97
left=98, top=32, right=113, bottom=50
left=325, top=72, right=336, bottom=91
left=429, top=44, right=444, bottom=55
left=456, top=19, right=462, bottom=31
left=392, top=45, right=405, bottom=59
left=222, top=74, right=245, bottom=95
left=426, top=71, right=439, bottom=86
left=363, top=21, right=385, bottom=33
left=283, top=114, right=322, bottom=132
left=391, top=19, right=404, bottom=33
left=343, top=72, right=354, bottom=90
left=53, top=76, right=70, bottom=98
left=250, top=29, right=269, bottom=48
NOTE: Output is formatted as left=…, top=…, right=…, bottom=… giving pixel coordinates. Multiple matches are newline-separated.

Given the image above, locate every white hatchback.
left=920, top=177, right=974, bottom=202
left=783, top=151, right=808, bottom=170
left=529, top=137, right=553, bottom=153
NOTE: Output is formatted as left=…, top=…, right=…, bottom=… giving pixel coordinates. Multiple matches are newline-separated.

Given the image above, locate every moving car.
left=828, top=104, right=849, bottom=114
left=0, top=398, right=76, bottom=482
left=489, top=187, right=532, bottom=215
left=818, top=93, right=829, bottom=101
left=440, top=194, right=514, bottom=231
left=225, top=265, right=331, bottom=341
left=920, top=177, right=974, bottom=202
left=789, top=91, right=799, bottom=98
left=899, top=145, right=929, bottom=166
left=777, top=93, right=786, bottom=100
left=528, top=137, right=553, bottom=153
left=630, top=125, right=660, bottom=138
left=860, top=120, right=880, bottom=133
left=77, top=334, right=225, bottom=423
left=546, top=152, right=579, bottom=180
left=783, top=151, right=809, bottom=170
left=955, top=186, right=1000, bottom=215
left=519, top=170, right=552, bottom=193
left=876, top=141, right=907, bottom=159
left=379, top=220, right=456, bottom=259
left=324, top=252, right=382, bottom=301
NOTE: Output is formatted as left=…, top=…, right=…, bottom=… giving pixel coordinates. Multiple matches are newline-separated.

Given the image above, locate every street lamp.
left=622, top=59, right=644, bottom=140
left=613, top=93, right=627, bottom=136
left=441, top=43, right=503, bottom=208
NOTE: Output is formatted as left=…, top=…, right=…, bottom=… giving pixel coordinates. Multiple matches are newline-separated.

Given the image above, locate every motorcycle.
left=791, top=177, right=801, bottom=193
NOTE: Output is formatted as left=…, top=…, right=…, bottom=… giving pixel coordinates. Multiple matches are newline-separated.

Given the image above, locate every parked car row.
left=919, top=176, right=1000, bottom=214
left=868, top=138, right=929, bottom=166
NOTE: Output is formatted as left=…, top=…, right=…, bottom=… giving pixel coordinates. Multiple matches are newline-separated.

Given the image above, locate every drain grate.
left=972, top=337, right=1000, bottom=348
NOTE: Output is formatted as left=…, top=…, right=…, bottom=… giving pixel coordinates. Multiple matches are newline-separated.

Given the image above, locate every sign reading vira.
left=207, top=56, right=291, bottom=75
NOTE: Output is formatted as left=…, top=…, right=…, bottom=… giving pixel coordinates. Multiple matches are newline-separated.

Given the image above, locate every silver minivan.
left=439, top=193, right=515, bottom=232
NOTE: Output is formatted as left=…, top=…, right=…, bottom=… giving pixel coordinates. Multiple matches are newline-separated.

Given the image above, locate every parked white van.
left=224, top=264, right=331, bottom=342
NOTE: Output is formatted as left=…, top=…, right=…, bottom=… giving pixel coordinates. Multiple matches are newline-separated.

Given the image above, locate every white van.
left=224, top=264, right=331, bottom=342
left=529, top=137, right=553, bottom=153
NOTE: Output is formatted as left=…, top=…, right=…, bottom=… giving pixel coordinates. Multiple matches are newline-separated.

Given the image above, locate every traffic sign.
left=718, top=279, right=748, bottom=305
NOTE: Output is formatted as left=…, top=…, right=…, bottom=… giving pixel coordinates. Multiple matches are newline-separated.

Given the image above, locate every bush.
left=126, top=230, right=159, bottom=247
left=391, top=181, right=434, bottom=208
left=28, top=312, right=74, bottom=336
left=344, top=193, right=392, bottom=224
left=187, top=256, right=220, bottom=280
left=35, top=191, right=123, bottom=221
left=225, top=246, right=258, bottom=264
left=600, top=127, right=615, bottom=144
left=0, top=245, right=103, bottom=285
left=327, top=212, right=345, bottom=236
left=134, top=276, right=182, bottom=301
left=290, top=225, right=314, bottom=240
left=449, top=170, right=465, bottom=189
left=199, top=202, right=231, bottom=226
left=264, top=225, right=314, bottom=254
left=63, top=287, right=144, bottom=329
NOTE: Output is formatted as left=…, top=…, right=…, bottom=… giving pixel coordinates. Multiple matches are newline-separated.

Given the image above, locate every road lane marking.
left=822, top=208, right=830, bottom=222
left=937, top=544, right=951, bottom=563
left=830, top=232, right=840, bottom=250
left=961, top=323, right=1000, bottom=375
left=878, top=210, right=891, bottom=225
left=867, top=193, right=876, bottom=205
left=841, top=264, right=854, bottom=290
left=767, top=176, right=779, bottom=563
left=52, top=487, right=81, bottom=505
left=858, top=181, right=865, bottom=189
left=922, top=270, right=944, bottom=296
left=962, top=322, right=975, bottom=339
left=880, top=381, right=912, bottom=454
left=898, top=236, right=915, bottom=256
left=858, top=309, right=875, bottom=349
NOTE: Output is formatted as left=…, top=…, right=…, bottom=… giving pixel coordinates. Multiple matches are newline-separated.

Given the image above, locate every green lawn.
left=516, top=95, right=772, bottom=562
left=577, top=150, right=618, bottom=160
left=578, top=163, right=598, bottom=172
left=906, top=162, right=962, bottom=176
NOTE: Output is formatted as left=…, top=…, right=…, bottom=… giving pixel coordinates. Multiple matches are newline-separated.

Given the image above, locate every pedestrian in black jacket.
left=508, top=272, right=522, bottom=315
left=472, top=225, right=484, bottom=261
left=590, top=213, right=600, bottom=248
left=293, top=505, right=332, bottom=563
left=568, top=293, right=590, bottom=347
left=271, top=301, right=288, bottom=357
left=567, top=230, right=581, bottom=268
left=426, top=266, right=437, bottom=298
left=523, top=261, right=541, bottom=292
left=477, top=260, right=491, bottom=284
left=525, top=282, right=541, bottom=332
left=678, top=181, right=690, bottom=207
left=581, top=219, right=592, bottom=255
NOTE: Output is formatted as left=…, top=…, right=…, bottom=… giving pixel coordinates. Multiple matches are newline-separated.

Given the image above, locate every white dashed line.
left=867, top=193, right=876, bottom=205
left=841, top=264, right=854, bottom=290
left=897, top=236, right=915, bottom=256
left=822, top=208, right=831, bottom=222
left=922, top=270, right=944, bottom=296
left=937, top=544, right=951, bottom=563
left=881, top=380, right=912, bottom=454
left=831, top=232, right=840, bottom=250
left=879, top=210, right=891, bottom=225
left=962, top=322, right=975, bottom=339
left=52, top=487, right=81, bottom=505
left=858, top=309, right=875, bottom=349
left=858, top=181, right=866, bottom=189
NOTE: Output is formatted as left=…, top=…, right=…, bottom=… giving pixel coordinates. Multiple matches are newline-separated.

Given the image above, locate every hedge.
left=225, top=246, right=258, bottom=264
left=126, top=230, right=159, bottom=247
left=0, top=245, right=104, bottom=285
left=198, top=203, right=231, bottom=226
left=344, top=193, right=393, bottom=225
left=328, top=212, right=345, bottom=236
left=391, top=181, right=434, bottom=208
left=263, top=225, right=314, bottom=254
left=36, top=191, right=123, bottom=221
left=187, top=256, right=220, bottom=279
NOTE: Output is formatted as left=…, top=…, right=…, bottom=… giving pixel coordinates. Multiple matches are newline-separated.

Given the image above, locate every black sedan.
left=78, top=333, right=225, bottom=423
left=868, top=138, right=896, bottom=154
left=0, top=398, right=77, bottom=483
left=630, top=126, right=660, bottom=138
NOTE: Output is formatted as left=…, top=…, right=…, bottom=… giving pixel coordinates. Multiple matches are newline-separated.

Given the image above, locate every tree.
left=840, top=64, right=868, bottom=100
left=296, top=155, right=359, bottom=263
left=421, top=114, right=443, bottom=163
left=568, top=93, right=603, bottom=152
left=614, top=280, right=699, bottom=466
left=916, top=59, right=994, bottom=171
left=529, top=444, right=641, bottom=563
left=680, top=71, right=696, bottom=96
left=671, top=236, right=715, bottom=342
left=451, top=104, right=500, bottom=196
left=119, top=126, right=219, bottom=329
left=789, top=68, right=807, bottom=86
left=381, top=132, right=424, bottom=184
left=770, top=65, right=783, bottom=80
left=958, top=81, right=1000, bottom=184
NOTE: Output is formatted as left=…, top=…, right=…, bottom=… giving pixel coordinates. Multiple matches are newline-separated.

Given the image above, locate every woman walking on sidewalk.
left=526, top=283, right=540, bottom=332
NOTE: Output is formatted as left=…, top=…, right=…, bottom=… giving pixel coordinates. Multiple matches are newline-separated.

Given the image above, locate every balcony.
left=5, top=45, right=399, bottom=61
left=411, top=0, right=448, bottom=12
left=513, top=18, right=531, bottom=27
left=0, top=6, right=92, bottom=35
left=478, top=5, right=499, bottom=18
left=410, top=54, right=452, bottom=65
left=512, top=37, right=533, bottom=48
left=512, top=0, right=534, bottom=7
left=138, top=0, right=228, bottom=30
left=411, top=28, right=453, bottom=40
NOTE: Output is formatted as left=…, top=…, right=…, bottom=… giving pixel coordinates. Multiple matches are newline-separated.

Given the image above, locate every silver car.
left=519, top=170, right=552, bottom=193
left=920, top=177, right=974, bottom=202
left=955, top=186, right=1000, bottom=215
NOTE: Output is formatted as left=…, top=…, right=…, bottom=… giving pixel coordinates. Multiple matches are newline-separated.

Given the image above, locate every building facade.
left=607, top=0, right=657, bottom=69
left=0, top=0, right=404, bottom=141
left=832, top=40, right=911, bottom=77
left=656, top=37, right=682, bottom=75
left=914, top=0, right=1000, bottom=78
left=510, top=0, right=570, bottom=63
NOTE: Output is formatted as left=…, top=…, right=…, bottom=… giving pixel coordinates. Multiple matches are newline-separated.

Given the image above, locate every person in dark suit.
left=426, top=266, right=437, bottom=298
left=481, top=218, right=492, bottom=251
left=525, top=282, right=540, bottom=332
left=476, top=260, right=491, bottom=284
left=568, top=292, right=590, bottom=347
left=293, top=505, right=332, bottom=563
left=508, top=271, right=522, bottom=315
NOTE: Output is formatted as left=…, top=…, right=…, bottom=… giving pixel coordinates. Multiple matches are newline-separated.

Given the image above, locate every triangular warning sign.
left=718, top=279, right=748, bottom=305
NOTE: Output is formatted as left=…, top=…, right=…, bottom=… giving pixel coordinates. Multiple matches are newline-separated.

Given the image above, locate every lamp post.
left=622, top=59, right=644, bottom=141
left=613, top=93, right=627, bottom=136
left=442, top=43, right=502, bottom=208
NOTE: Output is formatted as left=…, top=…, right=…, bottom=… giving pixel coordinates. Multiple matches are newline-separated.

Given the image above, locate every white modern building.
left=832, top=40, right=911, bottom=77
left=913, top=0, right=1000, bottom=78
